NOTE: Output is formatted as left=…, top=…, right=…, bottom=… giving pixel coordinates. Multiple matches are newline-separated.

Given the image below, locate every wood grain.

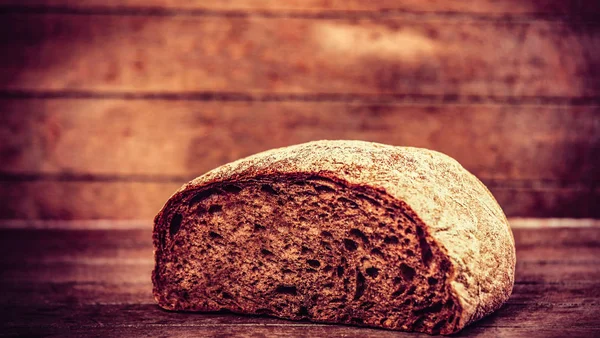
left=1, top=13, right=599, bottom=97
left=2, top=0, right=600, bottom=18
left=513, top=226, right=600, bottom=245
left=1, top=99, right=598, bottom=182
left=490, top=188, right=599, bottom=219
left=1, top=226, right=599, bottom=337
left=2, top=303, right=599, bottom=332
left=0, top=180, right=182, bottom=220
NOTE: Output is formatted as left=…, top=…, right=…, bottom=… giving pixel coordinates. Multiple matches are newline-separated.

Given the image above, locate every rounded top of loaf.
left=174, top=140, right=516, bottom=328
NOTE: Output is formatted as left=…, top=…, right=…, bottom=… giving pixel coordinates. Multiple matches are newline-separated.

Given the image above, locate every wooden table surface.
left=1, top=221, right=599, bottom=337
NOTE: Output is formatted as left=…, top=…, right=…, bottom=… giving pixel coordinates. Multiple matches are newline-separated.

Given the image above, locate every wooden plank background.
left=2, top=13, right=600, bottom=96
left=0, top=1, right=598, bottom=220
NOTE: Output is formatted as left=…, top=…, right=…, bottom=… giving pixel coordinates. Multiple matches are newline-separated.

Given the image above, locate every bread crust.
left=154, top=140, right=515, bottom=332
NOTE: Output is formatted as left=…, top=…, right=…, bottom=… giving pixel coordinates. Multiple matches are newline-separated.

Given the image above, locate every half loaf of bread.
left=152, top=140, right=515, bottom=335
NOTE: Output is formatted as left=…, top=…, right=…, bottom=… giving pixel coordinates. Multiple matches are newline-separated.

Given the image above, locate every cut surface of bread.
left=153, top=140, right=516, bottom=335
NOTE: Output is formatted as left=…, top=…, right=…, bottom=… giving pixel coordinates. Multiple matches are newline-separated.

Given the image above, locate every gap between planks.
left=2, top=90, right=600, bottom=107
left=0, top=4, right=599, bottom=24
left=0, top=218, right=598, bottom=230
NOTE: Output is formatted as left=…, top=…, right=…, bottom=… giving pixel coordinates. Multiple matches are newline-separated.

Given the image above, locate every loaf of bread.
left=152, top=140, right=515, bottom=334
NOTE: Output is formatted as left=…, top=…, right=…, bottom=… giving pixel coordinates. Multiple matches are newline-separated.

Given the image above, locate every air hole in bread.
left=418, top=229, right=433, bottom=266
left=349, top=228, right=369, bottom=245
left=189, top=188, right=219, bottom=205
left=353, top=271, right=366, bottom=300
left=370, top=247, right=384, bottom=258
left=222, top=185, right=242, bottom=193
left=275, top=285, right=297, bottom=295
left=298, top=306, right=309, bottom=317
left=169, top=213, right=182, bottom=236
left=400, top=263, right=416, bottom=281
left=392, top=285, right=407, bottom=298
left=315, top=185, right=335, bottom=193
left=261, top=249, right=274, bottom=256
left=208, top=231, right=222, bottom=239
left=307, top=259, right=321, bottom=268
left=384, top=235, right=399, bottom=244
left=301, top=246, right=313, bottom=255
left=261, top=184, right=278, bottom=195
left=208, top=205, right=222, bottom=213
left=320, top=230, right=333, bottom=238
left=320, top=241, right=332, bottom=250
left=365, top=267, right=379, bottom=278
left=343, top=239, right=358, bottom=251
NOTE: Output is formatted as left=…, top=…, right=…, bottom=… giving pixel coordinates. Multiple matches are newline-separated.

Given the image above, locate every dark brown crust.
left=153, top=140, right=516, bottom=334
